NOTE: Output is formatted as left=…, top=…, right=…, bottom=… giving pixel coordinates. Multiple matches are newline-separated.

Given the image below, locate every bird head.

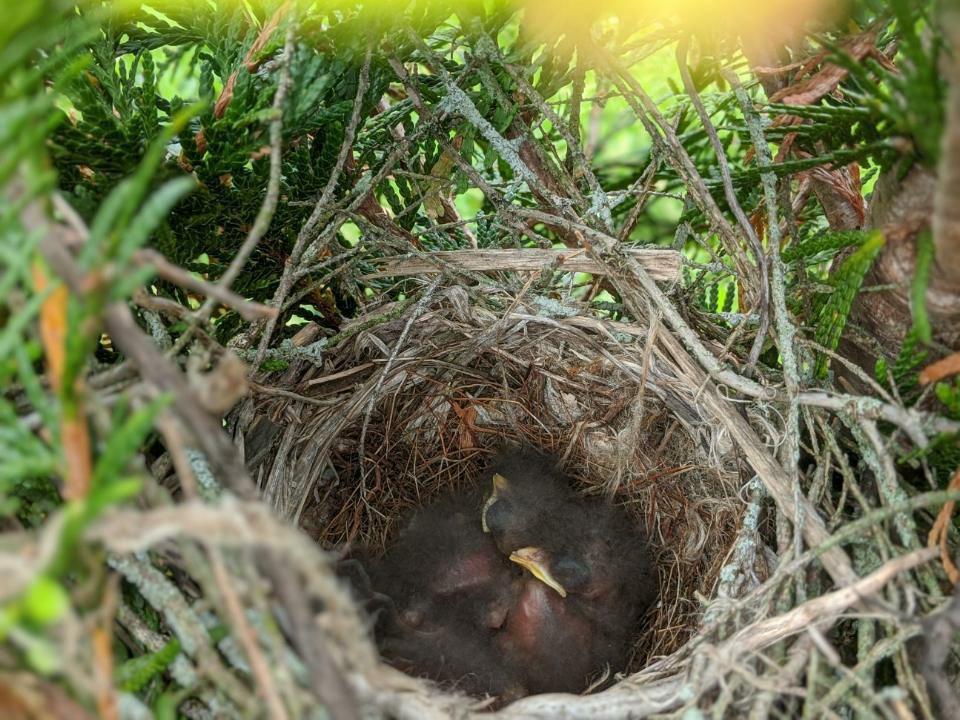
left=508, top=546, right=593, bottom=599
left=481, top=448, right=572, bottom=553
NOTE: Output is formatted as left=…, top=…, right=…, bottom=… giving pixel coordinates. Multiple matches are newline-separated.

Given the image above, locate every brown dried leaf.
left=61, top=417, right=92, bottom=501
left=449, top=399, right=478, bottom=450
left=32, top=261, right=91, bottom=500
left=769, top=32, right=878, bottom=106
left=928, top=468, right=960, bottom=585
left=92, top=627, right=117, bottom=720
left=194, top=128, right=207, bottom=157
left=807, top=160, right=866, bottom=229
left=920, top=351, right=960, bottom=385
left=32, top=263, right=68, bottom=392
left=213, top=71, right=237, bottom=119
left=244, top=2, right=290, bottom=72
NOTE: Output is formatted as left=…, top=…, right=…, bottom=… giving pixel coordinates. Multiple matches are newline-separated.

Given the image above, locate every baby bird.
left=502, top=518, right=657, bottom=694
left=482, top=446, right=658, bottom=692
left=368, top=493, right=520, bottom=633
left=537, top=499, right=657, bottom=656
left=379, top=606, right=527, bottom=698
left=362, top=492, right=526, bottom=696
left=481, top=446, right=575, bottom=555
left=498, top=546, right=596, bottom=693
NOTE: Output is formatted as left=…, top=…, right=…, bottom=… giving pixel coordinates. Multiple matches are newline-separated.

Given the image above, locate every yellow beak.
left=481, top=473, right=509, bottom=533
left=509, top=547, right=567, bottom=598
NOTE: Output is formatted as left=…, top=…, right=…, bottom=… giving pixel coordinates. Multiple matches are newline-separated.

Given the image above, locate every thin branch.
left=160, top=417, right=290, bottom=720
left=253, top=47, right=373, bottom=364
left=715, top=547, right=936, bottom=669
left=136, top=249, right=278, bottom=322
left=362, top=247, right=681, bottom=281
left=919, top=580, right=960, bottom=716
left=677, top=39, right=770, bottom=372
left=203, top=25, right=296, bottom=311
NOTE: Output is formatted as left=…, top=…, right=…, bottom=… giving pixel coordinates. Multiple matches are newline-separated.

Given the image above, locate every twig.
left=796, top=391, right=960, bottom=440
left=599, top=45, right=754, bottom=285
left=919, top=580, right=960, bottom=716
left=406, top=29, right=565, bottom=214
left=491, top=49, right=612, bottom=226
left=201, top=25, right=295, bottom=317
left=362, top=247, right=681, bottom=281
left=677, top=40, right=770, bottom=372
left=927, top=467, right=960, bottom=584
left=135, top=249, right=278, bottom=322
left=725, top=67, right=803, bottom=492
left=859, top=419, right=925, bottom=556
left=116, top=604, right=198, bottom=688
left=209, top=550, right=290, bottom=720
left=160, top=417, right=290, bottom=720
left=714, top=548, right=936, bottom=671
left=109, top=554, right=253, bottom=713
left=701, top=487, right=960, bottom=643
left=254, top=47, right=373, bottom=365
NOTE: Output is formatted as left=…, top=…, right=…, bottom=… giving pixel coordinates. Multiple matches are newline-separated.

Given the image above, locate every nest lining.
left=236, top=281, right=748, bottom=697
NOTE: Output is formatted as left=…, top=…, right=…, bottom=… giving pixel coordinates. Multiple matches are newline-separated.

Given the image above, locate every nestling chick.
left=481, top=446, right=575, bottom=555
left=379, top=605, right=527, bottom=698
left=501, top=500, right=658, bottom=693
left=498, top=547, right=596, bottom=693
left=358, top=492, right=527, bottom=697
left=368, top=493, right=520, bottom=633
left=481, top=446, right=658, bottom=692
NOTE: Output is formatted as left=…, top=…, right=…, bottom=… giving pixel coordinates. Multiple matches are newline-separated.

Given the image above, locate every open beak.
left=509, top=547, right=567, bottom=598
left=481, top=473, right=508, bottom=533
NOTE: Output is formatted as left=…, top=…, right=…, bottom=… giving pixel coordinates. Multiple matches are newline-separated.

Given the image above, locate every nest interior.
left=235, top=280, right=746, bottom=682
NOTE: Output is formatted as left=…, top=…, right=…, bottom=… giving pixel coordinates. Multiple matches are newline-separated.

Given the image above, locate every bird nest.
left=232, top=278, right=750, bottom=712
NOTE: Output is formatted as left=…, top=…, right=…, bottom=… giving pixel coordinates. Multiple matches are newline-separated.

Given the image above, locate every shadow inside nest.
left=232, top=288, right=746, bottom=704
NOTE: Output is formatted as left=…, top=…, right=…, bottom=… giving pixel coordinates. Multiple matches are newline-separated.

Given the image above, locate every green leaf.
left=0, top=456, right=58, bottom=483
left=153, top=690, right=191, bottom=720
left=116, top=636, right=182, bottom=693
left=81, top=104, right=203, bottom=268
left=0, top=605, right=19, bottom=638
left=22, top=576, right=69, bottom=625
left=814, top=231, right=886, bottom=379
left=911, top=229, right=933, bottom=343
left=46, top=476, right=142, bottom=578
left=15, top=344, right=57, bottom=432
left=261, top=358, right=289, bottom=372
left=782, top=230, right=870, bottom=264
left=24, top=633, right=61, bottom=674
left=86, top=477, right=143, bottom=516
left=0, top=286, right=48, bottom=366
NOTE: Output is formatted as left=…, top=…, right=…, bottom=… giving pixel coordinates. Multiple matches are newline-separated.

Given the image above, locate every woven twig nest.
left=231, top=279, right=751, bottom=713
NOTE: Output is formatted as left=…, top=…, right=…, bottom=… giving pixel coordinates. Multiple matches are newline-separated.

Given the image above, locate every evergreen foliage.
left=2, top=0, right=959, bottom=717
